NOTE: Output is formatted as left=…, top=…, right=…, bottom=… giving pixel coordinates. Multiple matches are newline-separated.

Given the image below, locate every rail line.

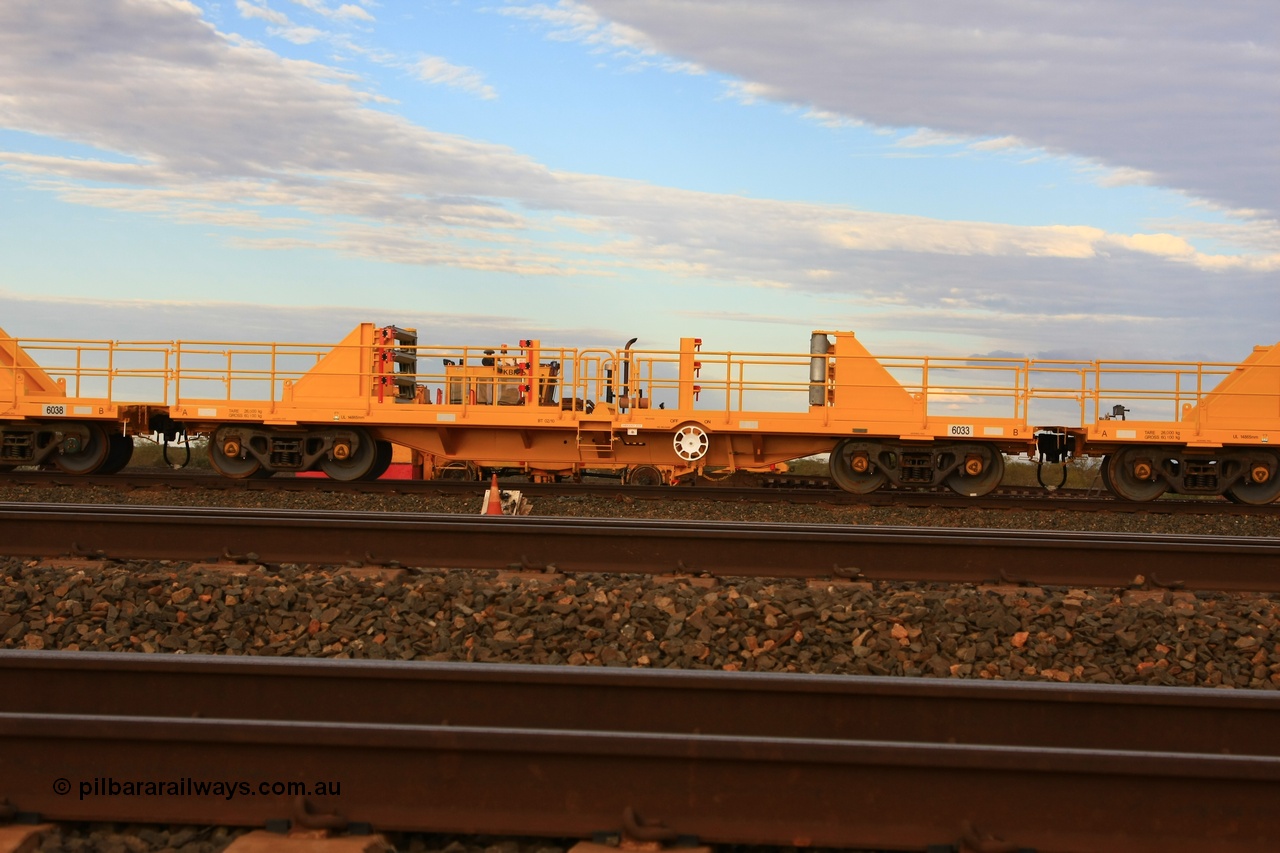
left=2, top=651, right=1278, bottom=852
left=2, top=468, right=1276, bottom=516
left=4, top=501, right=1280, bottom=592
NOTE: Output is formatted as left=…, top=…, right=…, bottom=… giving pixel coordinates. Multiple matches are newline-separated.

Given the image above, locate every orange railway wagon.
left=3, top=323, right=1278, bottom=503
left=0, top=327, right=168, bottom=474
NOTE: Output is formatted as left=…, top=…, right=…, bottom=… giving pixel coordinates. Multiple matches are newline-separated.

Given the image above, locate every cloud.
left=969, top=136, right=1025, bottom=152
left=0, top=292, right=624, bottom=350
left=579, top=0, right=1280, bottom=220
left=498, top=0, right=703, bottom=75
left=414, top=56, right=498, bottom=100
left=236, top=1, right=288, bottom=26
left=333, top=4, right=373, bottom=23
left=896, top=129, right=969, bottom=149
left=0, top=0, right=1277, bottom=363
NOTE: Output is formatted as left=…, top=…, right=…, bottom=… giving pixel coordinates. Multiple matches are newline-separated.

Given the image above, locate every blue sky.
left=1, top=0, right=1277, bottom=362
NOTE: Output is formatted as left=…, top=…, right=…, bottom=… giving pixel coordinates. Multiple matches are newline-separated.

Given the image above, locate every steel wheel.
left=944, top=444, right=1005, bottom=497
left=208, top=428, right=262, bottom=479
left=1225, top=454, right=1280, bottom=505
left=627, top=465, right=665, bottom=486
left=96, top=433, right=135, bottom=475
left=53, top=422, right=109, bottom=474
left=1099, top=455, right=1116, bottom=493
left=829, top=440, right=888, bottom=494
left=363, top=440, right=394, bottom=481
left=320, top=428, right=377, bottom=481
left=1107, top=446, right=1168, bottom=502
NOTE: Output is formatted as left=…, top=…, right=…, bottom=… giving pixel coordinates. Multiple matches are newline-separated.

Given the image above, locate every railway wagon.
left=0, top=328, right=165, bottom=474
left=2, top=323, right=1278, bottom=503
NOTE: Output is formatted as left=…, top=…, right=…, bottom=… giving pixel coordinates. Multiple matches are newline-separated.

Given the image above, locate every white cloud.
left=277, top=24, right=323, bottom=44
left=970, top=135, right=1025, bottom=152
left=579, top=0, right=1280, bottom=221
left=499, top=0, right=702, bottom=75
left=414, top=56, right=498, bottom=101
left=334, top=5, right=373, bottom=22
left=896, top=129, right=968, bottom=149
left=0, top=0, right=1277, bottom=363
left=720, top=80, right=775, bottom=106
left=236, top=0, right=288, bottom=26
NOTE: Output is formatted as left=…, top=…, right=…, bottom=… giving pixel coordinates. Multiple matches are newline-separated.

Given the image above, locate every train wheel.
left=673, top=424, right=709, bottom=462
left=1099, top=455, right=1115, bottom=493
left=829, top=440, right=887, bottom=494
left=320, top=428, right=377, bottom=481
left=96, top=434, right=135, bottom=474
left=363, top=440, right=393, bottom=481
left=53, top=423, right=109, bottom=474
left=1106, top=447, right=1168, bottom=502
left=208, top=428, right=262, bottom=479
left=1225, top=454, right=1280, bottom=505
left=944, top=444, right=1005, bottom=497
left=627, top=465, right=664, bottom=486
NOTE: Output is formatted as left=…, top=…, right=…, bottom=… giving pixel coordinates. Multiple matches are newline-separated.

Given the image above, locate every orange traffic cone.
left=484, top=472, right=504, bottom=516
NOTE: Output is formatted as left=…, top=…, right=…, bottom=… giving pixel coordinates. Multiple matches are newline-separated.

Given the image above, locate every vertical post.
left=920, top=357, right=929, bottom=428
left=107, top=340, right=115, bottom=402
left=173, top=342, right=181, bottom=405
left=1079, top=367, right=1086, bottom=426
left=679, top=337, right=700, bottom=411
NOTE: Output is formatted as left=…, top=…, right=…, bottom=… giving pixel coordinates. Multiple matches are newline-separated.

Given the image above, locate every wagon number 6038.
left=948, top=424, right=973, bottom=437
left=42, top=404, right=67, bottom=416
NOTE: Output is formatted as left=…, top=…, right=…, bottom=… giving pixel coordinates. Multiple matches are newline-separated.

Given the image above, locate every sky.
left=1, top=0, right=1277, bottom=364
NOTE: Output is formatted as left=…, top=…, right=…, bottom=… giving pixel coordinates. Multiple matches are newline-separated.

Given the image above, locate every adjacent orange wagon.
left=3, top=323, right=1278, bottom=503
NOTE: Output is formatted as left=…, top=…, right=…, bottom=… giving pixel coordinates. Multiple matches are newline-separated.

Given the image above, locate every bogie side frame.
left=2, top=323, right=1278, bottom=502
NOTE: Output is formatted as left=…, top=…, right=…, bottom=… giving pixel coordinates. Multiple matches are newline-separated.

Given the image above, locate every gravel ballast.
left=4, top=480, right=1279, bottom=851
left=4, top=557, right=1278, bottom=688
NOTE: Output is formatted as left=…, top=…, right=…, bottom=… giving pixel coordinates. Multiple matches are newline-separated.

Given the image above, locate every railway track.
left=2, top=651, right=1278, bottom=852
left=4, top=500, right=1280, bottom=592
left=2, top=468, right=1277, bottom=515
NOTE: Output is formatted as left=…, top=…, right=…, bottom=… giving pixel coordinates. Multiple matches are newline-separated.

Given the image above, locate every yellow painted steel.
left=160, top=324, right=1279, bottom=463
left=3, top=324, right=1278, bottom=490
left=1, top=327, right=167, bottom=428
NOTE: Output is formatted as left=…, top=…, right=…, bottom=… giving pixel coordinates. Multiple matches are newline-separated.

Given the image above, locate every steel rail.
left=3, top=651, right=1279, bottom=754
left=2, top=653, right=1279, bottom=852
left=4, top=501, right=1280, bottom=591
left=7, top=499, right=1280, bottom=591
left=3, top=469, right=1275, bottom=515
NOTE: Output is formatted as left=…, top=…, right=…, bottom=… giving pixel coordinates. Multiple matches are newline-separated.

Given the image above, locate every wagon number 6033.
left=948, top=424, right=973, bottom=437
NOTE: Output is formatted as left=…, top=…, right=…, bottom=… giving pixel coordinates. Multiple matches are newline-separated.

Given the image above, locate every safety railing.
left=1, top=336, right=172, bottom=405
left=6, top=332, right=1274, bottom=436
left=171, top=339, right=331, bottom=404
left=879, top=355, right=1032, bottom=423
